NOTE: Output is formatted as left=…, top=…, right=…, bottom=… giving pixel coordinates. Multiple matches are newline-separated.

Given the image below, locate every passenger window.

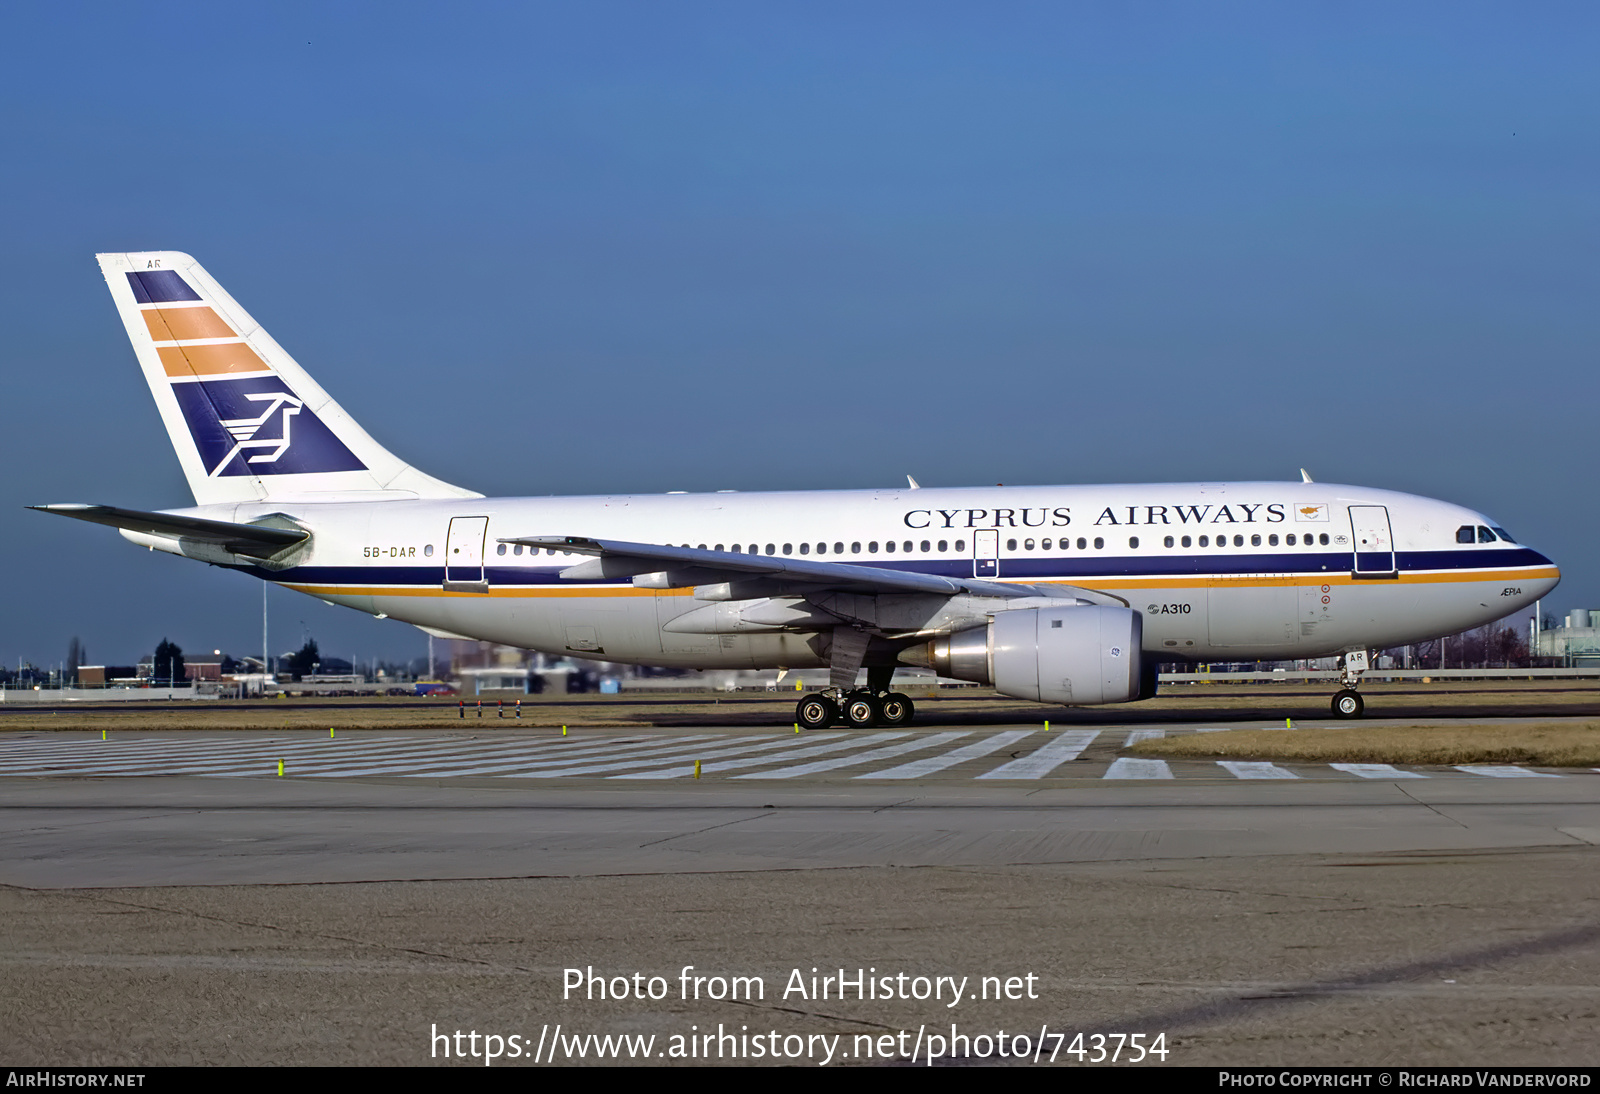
left=851, top=542, right=861, bottom=554
left=1076, top=537, right=1087, bottom=550
left=1250, top=534, right=1260, bottom=547
left=715, top=544, right=724, bottom=552
left=1006, top=538, right=1017, bottom=551
left=1233, top=535, right=1244, bottom=547
left=920, top=540, right=930, bottom=552
left=884, top=541, right=895, bottom=553
left=938, top=540, right=948, bottom=552
left=496, top=543, right=506, bottom=556
left=1182, top=535, right=1192, bottom=548
left=1286, top=534, right=1295, bottom=546
left=868, top=541, right=878, bottom=553
left=1319, top=533, right=1329, bottom=545
left=424, top=545, right=434, bottom=557
left=782, top=543, right=791, bottom=554
left=1094, top=537, right=1104, bottom=550
left=1128, top=536, right=1139, bottom=549
left=1164, top=536, right=1174, bottom=548
left=955, top=539, right=965, bottom=551
left=800, top=543, right=810, bottom=555
left=513, top=544, right=523, bottom=556
left=1456, top=526, right=1475, bottom=544
left=1042, top=538, right=1052, bottom=550
left=835, top=542, right=844, bottom=554
left=766, top=543, right=775, bottom=555
left=903, top=540, right=912, bottom=552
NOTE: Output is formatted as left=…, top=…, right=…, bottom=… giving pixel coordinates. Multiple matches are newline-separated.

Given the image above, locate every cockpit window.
left=1456, top=525, right=1475, bottom=544
left=1492, top=527, right=1516, bottom=543
left=1477, top=526, right=1497, bottom=543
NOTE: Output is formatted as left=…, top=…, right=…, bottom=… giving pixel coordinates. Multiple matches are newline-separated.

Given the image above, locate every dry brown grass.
left=1127, top=723, right=1600, bottom=767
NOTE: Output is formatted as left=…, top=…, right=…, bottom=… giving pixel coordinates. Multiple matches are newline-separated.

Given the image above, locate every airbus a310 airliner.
left=33, top=252, right=1559, bottom=727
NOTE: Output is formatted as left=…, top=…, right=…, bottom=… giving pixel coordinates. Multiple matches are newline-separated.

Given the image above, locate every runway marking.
left=733, top=731, right=970, bottom=779
left=1123, top=729, right=1164, bottom=746
left=1219, top=761, right=1300, bottom=779
left=469, top=735, right=831, bottom=779
left=1455, top=765, right=1562, bottom=778
left=1330, top=763, right=1429, bottom=780
left=975, top=730, right=1101, bottom=779
left=862, top=730, right=1036, bottom=779
left=1103, top=758, right=1173, bottom=779
left=1193, top=727, right=1233, bottom=733
left=616, top=733, right=904, bottom=779
left=314, top=734, right=741, bottom=777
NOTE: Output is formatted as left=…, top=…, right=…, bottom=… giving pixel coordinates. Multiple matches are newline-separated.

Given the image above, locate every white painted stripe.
left=0, top=735, right=668, bottom=777
left=1330, top=763, right=1427, bottom=780
left=1123, top=729, right=1164, bottom=746
left=1219, top=761, right=1299, bottom=779
left=734, top=732, right=970, bottom=779
left=976, top=730, right=1101, bottom=779
left=614, top=734, right=889, bottom=779
left=0, top=734, right=556, bottom=770
left=300, top=735, right=725, bottom=777
left=862, top=731, right=1034, bottom=779
left=454, top=733, right=847, bottom=778
left=1192, top=727, right=1233, bottom=733
left=1103, top=758, right=1172, bottom=779
left=1454, top=765, right=1561, bottom=779
left=476, top=735, right=822, bottom=779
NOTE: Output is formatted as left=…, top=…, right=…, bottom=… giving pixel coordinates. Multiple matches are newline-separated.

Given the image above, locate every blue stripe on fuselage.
left=240, top=546, right=1553, bottom=588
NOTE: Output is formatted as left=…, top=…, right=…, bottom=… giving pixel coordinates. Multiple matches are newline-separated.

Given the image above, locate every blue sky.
left=3, top=2, right=1596, bottom=668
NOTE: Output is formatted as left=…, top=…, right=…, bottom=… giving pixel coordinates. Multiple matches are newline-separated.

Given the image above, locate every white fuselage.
left=141, top=480, right=1558, bottom=671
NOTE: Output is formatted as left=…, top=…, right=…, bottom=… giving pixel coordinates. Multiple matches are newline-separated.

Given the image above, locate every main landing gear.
left=796, top=688, right=917, bottom=730
left=1330, top=650, right=1369, bottom=719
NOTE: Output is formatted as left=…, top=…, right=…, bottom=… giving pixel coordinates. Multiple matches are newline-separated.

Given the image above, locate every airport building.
left=1534, top=609, right=1600, bottom=668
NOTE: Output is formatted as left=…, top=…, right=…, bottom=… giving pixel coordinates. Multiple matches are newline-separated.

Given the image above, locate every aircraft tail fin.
left=97, top=251, right=481, bottom=505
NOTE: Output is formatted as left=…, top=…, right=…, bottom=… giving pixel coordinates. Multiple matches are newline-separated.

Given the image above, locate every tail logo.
left=171, top=376, right=366, bottom=478
left=217, top=391, right=304, bottom=471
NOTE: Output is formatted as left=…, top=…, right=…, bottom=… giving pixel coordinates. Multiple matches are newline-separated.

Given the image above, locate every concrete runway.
left=4, top=724, right=1598, bottom=1067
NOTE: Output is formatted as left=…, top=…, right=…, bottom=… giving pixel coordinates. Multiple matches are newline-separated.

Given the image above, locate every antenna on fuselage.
left=906, top=475, right=921, bottom=489
left=1300, top=469, right=1314, bottom=483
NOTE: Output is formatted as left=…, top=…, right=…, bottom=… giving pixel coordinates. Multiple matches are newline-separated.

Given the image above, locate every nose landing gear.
left=1330, top=650, right=1369, bottom=719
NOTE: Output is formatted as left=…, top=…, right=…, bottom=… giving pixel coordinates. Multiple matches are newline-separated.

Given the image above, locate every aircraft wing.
left=500, top=535, right=1111, bottom=601
left=29, top=504, right=308, bottom=557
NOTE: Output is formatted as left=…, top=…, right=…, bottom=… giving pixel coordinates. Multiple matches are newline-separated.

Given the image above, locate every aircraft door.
left=1348, top=506, right=1396, bottom=576
left=974, top=529, right=999, bottom=577
left=445, top=516, right=489, bottom=590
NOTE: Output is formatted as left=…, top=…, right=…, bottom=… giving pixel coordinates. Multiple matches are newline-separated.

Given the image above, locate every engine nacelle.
left=926, top=605, right=1145, bottom=705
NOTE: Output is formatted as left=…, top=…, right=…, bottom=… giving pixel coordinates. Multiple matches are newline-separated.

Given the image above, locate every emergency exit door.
left=974, top=529, right=999, bottom=577
left=444, top=516, right=489, bottom=590
left=1349, top=506, right=1396, bottom=577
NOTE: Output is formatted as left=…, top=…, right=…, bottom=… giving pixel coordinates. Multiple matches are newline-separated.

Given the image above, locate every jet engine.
left=919, top=605, right=1148, bottom=705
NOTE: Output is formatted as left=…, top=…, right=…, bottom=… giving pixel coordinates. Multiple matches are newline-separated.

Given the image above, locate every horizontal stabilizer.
left=30, top=504, right=307, bottom=558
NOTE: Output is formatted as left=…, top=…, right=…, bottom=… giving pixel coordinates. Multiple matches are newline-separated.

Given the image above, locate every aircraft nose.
left=1528, top=549, right=1561, bottom=596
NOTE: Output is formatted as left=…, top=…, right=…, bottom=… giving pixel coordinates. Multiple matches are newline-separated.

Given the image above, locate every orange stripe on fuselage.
left=282, top=565, right=1558, bottom=600
left=142, top=306, right=236, bottom=342
left=156, top=341, right=272, bottom=378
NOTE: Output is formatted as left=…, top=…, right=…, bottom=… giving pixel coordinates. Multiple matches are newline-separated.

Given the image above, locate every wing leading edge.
left=501, top=534, right=1122, bottom=604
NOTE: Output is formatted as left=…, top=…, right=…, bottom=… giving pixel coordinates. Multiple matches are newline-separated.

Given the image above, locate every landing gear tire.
left=843, top=692, right=879, bottom=728
left=797, top=694, right=837, bottom=730
left=1331, top=689, right=1364, bottom=719
left=877, top=692, right=915, bottom=727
